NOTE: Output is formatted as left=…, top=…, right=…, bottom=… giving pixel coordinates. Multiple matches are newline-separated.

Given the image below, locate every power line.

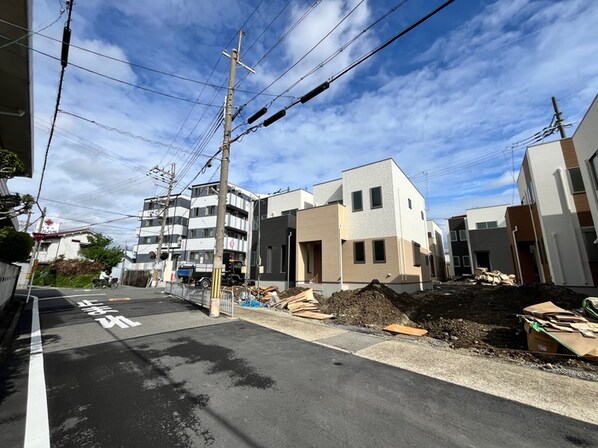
left=33, top=0, right=74, bottom=211
left=39, top=197, right=137, bottom=218
left=234, top=0, right=456, bottom=140
left=0, top=9, right=64, bottom=49
left=0, top=16, right=295, bottom=99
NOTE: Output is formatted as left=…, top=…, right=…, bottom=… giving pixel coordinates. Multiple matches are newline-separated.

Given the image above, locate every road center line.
left=24, top=296, right=51, bottom=448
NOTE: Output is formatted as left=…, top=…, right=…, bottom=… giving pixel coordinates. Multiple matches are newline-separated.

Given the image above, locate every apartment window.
left=373, top=240, right=386, bottom=263
left=476, top=221, right=498, bottom=229
left=450, top=231, right=457, bottom=242
left=453, top=256, right=460, bottom=267
left=568, top=167, right=585, bottom=194
left=581, top=228, right=598, bottom=261
left=281, top=209, right=297, bottom=216
left=354, top=241, right=365, bottom=263
left=202, top=228, right=215, bottom=238
left=206, top=205, right=216, bottom=215
left=459, top=229, right=468, bottom=240
left=412, top=241, right=421, bottom=267
left=370, top=187, right=382, bottom=209
left=463, top=256, right=471, bottom=267
left=352, top=190, right=363, bottom=212
left=143, top=236, right=152, bottom=244
left=191, top=208, right=200, bottom=217
left=408, top=198, right=412, bottom=209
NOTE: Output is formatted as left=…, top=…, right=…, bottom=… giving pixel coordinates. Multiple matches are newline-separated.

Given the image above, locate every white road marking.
left=24, top=296, right=50, bottom=448
left=38, top=293, right=106, bottom=301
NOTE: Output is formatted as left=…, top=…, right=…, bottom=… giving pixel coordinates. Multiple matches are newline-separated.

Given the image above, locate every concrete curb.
left=235, top=306, right=598, bottom=425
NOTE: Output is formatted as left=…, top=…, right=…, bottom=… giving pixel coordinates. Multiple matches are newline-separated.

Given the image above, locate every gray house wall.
left=468, top=228, right=515, bottom=274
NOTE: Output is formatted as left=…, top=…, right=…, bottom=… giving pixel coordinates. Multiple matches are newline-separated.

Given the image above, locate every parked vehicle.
left=176, top=259, right=244, bottom=288
left=92, top=278, right=119, bottom=289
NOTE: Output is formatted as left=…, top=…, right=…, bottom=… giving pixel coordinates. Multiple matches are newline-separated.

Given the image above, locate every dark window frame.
left=354, top=241, right=366, bottom=264
left=370, top=186, right=383, bottom=209
left=372, top=240, right=386, bottom=263
left=352, top=190, right=363, bottom=212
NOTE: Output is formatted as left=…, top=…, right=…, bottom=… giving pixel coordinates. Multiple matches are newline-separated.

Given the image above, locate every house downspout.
left=338, top=224, right=343, bottom=291
left=512, top=226, right=522, bottom=284
left=551, top=232, right=566, bottom=284
left=397, top=190, right=406, bottom=282
left=557, top=167, right=588, bottom=285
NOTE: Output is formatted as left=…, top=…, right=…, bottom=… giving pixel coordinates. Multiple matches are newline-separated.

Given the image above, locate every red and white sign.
left=41, top=218, right=60, bottom=233
left=32, top=233, right=46, bottom=242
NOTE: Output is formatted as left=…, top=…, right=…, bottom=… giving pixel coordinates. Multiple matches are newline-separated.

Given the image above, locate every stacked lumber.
left=250, top=285, right=280, bottom=303
left=474, top=268, right=516, bottom=286
left=271, top=289, right=334, bottom=320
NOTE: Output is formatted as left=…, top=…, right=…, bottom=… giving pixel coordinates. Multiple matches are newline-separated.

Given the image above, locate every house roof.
left=39, top=228, right=95, bottom=239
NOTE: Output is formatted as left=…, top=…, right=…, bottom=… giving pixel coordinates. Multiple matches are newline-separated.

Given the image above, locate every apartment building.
left=133, top=182, right=254, bottom=276
left=250, top=189, right=314, bottom=290
left=296, top=158, right=430, bottom=296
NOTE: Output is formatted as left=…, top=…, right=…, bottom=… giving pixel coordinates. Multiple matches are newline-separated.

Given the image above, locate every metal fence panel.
left=164, top=282, right=234, bottom=317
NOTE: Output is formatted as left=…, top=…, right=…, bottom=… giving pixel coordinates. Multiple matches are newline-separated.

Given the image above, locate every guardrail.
left=164, top=282, right=234, bottom=317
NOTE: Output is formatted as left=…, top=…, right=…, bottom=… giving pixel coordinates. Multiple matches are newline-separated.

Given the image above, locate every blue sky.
left=7, top=0, right=598, bottom=247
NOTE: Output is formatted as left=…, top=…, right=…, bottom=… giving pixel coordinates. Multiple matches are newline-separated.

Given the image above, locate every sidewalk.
left=234, top=306, right=598, bottom=425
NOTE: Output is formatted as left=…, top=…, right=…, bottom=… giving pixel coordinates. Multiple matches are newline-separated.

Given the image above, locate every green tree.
left=0, top=226, right=34, bottom=262
left=80, top=233, right=123, bottom=270
left=0, top=149, right=34, bottom=221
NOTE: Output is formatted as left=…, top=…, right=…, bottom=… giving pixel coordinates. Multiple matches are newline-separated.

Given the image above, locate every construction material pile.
left=474, top=268, right=516, bottom=286
left=520, top=301, right=598, bottom=359
left=271, top=288, right=334, bottom=320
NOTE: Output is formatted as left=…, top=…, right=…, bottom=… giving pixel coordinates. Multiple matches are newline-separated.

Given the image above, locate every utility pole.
left=210, top=31, right=255, bottom=318
left=150, top=163, right=176, bottom=287
left=26, top=207, right=46, bottom=303
left=551, top=96, right=567, bottom=138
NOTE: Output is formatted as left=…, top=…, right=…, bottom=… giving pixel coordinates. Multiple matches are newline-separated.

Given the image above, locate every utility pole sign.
left=210, top=31, right=255, bottom=318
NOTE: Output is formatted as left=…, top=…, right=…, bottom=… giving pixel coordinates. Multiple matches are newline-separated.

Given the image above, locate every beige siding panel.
left=561, top=138, right=578, bottom=169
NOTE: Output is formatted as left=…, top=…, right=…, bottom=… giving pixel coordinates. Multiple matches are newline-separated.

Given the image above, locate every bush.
left=33, top=259, right=104, bottom=287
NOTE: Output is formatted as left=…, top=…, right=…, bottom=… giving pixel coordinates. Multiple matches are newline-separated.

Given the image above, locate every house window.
left=352, top=191, right=363, bottom=212
left=450, top=231, right=457, bottom=242
left=459, top=230, right=468, bottom=240
left=373, top=240, right=386, bottom=263
left=412, top=241, right=421, bottom=267
left=568, top=167, right=585, bottom=193
left=589, top=153, right=598, bottom=189
left=370, top=187, right=382, bottom=209
left=453, top=256, right=460, bottom=267
left=428, top=232, right=432, bottom=238
left=421, top=211, right=424, bottom=220
left=408, top=198, right=412, bottom=209
left=354, top=241, right=365, bottom=263
left=463, top=256, right=471, bottom=267
left=581, top=228, right=598, bottom=261
left=281, top=209, right=297, bottom=216
left=476, top=221, right=498, bottom=229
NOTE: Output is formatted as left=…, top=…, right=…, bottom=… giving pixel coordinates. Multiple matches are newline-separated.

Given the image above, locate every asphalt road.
left=0, top=286, right=596, bottom=447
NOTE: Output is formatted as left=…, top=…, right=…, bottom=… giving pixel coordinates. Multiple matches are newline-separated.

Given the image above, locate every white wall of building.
left=37, top=231, right=93, bottom=263
left=573, top=95, right=598, bottom=227
left=524, top=141, right=593, bottom=286
left=313, top=179, right=342, bottom=206
left=266, top=189, right=314, bottom=217
left=465, top=205, right=508, bottom=230
left=391, top=162, right=428, bottom=247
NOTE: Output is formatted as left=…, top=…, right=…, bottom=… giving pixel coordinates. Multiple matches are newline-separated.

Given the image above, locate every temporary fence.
left=164, top=282, right=234, bottom=317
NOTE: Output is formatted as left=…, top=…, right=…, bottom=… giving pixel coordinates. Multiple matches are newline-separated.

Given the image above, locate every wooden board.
left=293, top=311, right=334, bottom=320
left=383, top=324, right=428, bottom=337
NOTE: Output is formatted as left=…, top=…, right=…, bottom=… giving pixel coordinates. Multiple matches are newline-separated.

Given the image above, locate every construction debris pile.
left=474, top=268, right=516, bottom=286
left=520, top=301, right=598, bottom=360
left=270, top=288, right=334, bottom=320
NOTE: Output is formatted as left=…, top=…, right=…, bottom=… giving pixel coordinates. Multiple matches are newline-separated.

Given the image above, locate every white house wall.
left=573, top=95, right=598, bottom=228
left=313, top=179, right=342, bottom=206
left=266, top=189, right=314, bottom=217
left=526, top=141, right=592, bottom=286
left=466, top=205, right=508, bottom=229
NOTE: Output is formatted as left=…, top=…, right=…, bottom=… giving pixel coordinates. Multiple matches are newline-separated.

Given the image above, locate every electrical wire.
left=233, top=0, right=456, bottom=142
left=0, top=16, right=295, bottom=99
left=33, top=1, right=74, bottom=208
left=0, top=10, right=64, bottom=49
left=39, top=197, right=137, bottom=217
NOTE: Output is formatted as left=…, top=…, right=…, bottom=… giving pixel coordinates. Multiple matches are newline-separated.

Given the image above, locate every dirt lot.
left=315, top=281, right=597, bottom=376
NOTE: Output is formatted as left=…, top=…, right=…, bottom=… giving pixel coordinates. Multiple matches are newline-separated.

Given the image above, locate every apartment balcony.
left=224, top=237, right=247, bottom=253
left=225, top=214, right=248, bottom=232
